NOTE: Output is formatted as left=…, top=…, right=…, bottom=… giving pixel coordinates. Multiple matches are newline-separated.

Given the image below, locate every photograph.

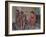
left=12, top=7, right=40, bottom=30
left=5, top=1, right=45, bottom=36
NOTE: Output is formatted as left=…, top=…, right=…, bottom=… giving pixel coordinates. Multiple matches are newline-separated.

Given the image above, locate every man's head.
left=30, top=11, right=35, bottom=16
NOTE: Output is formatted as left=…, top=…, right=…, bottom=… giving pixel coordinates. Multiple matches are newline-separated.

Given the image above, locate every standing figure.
left=28, top=11, right=36, bottom=29
left=19, top=11, right=26, bottom=30
left=16, top=10, right=20, bottom=27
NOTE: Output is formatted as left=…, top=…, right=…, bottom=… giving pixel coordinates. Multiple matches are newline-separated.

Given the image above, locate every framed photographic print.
left=5, top=1, right=45, bottom=36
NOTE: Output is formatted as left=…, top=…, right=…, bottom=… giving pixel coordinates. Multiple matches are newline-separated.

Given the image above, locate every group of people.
left=12, top=9, right=40, bottom=30
left=16, top=10, right=27, bottom=30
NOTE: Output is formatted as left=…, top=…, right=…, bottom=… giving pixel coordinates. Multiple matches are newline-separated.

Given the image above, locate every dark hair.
left=21, top=11, right=24, bottom=14
left=30, top=11, right=35, bottom=14
left=16, top=10, right=20, bottom=15
left=16, top=10, right=19, bottom=12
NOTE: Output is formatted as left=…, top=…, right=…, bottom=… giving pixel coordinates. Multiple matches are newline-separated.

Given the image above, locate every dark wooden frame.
left=5, top=1, right=45, bottom=36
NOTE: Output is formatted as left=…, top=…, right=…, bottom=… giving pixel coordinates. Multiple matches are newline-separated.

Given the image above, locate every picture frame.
left=5, top=1, right=45, bottom=36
